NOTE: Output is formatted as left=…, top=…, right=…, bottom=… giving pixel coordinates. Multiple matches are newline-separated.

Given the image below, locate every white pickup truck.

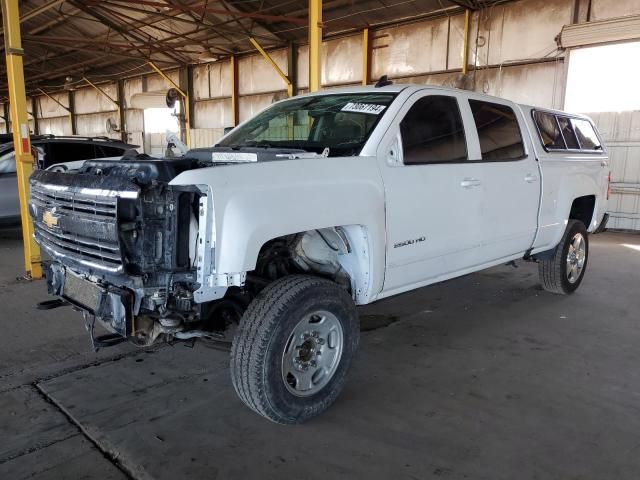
left=29, top=84, right=609, bottom=423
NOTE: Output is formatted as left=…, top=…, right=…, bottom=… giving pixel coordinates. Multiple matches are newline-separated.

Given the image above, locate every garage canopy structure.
left=1, top=0, right=490, bottom=94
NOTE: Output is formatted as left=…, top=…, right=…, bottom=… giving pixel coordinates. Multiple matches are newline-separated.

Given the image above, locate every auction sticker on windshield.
left=341, top=102, right=387, bottom=115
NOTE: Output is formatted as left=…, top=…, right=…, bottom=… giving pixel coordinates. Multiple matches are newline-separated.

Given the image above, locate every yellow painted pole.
left=362, top=27, right=370, bottom=86
left=249, top=37, right=293, bottom=97
left=147, top=61, right=191, bottom=148
left=1, top=0, right=42, bottom=279
left=462, top=9, right=470, bottom=75
left=308, top=0, right=322, bottom=92
left=230, top=56, right=239, bottom=126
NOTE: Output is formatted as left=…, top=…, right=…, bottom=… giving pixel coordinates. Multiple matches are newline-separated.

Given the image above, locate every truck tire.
left=538, top=220, right=589, bottom=295
left=230, top=275, right=359, bottom=424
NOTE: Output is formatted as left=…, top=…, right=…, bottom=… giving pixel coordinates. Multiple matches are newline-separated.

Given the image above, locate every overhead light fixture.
left=63, top=76, right=75, bottom=91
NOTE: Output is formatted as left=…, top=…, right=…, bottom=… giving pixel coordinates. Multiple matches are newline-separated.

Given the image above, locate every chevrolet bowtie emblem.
left=42, top=209, right=60, bottom=229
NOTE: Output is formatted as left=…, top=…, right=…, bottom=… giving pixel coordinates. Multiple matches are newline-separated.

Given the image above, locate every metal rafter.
left=90, top=3, right=194, bottom=63
left=69, top=0, right=188, bottom=64
left=99, top=0, right=238, bottom=54
left=106, top=0, right=309, bottom=25
left=22, top=34, right=202, bottom=54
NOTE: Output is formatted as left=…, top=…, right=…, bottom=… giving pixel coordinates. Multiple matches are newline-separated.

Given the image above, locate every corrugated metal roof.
left=0, top=0, right=500, bottom=96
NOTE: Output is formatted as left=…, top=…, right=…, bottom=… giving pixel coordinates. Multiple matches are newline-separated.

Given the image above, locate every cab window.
left=469, top=100, right=525, bottom=161
left=400, top=95, right=467, bottom=164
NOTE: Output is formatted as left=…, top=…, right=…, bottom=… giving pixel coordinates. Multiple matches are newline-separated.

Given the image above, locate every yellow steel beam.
left=249, top=37, right=293, bottom=97
left=308, top=0, right=322, bottom=92
left=462, top=9, right=470, bottom=75
left=362, top=27, right=370, bottom=86
left=230, top=55, right=239, bottom=126
left=1, top=0, right=42, bottom=279
left=147, top=61, right=191, bottom=148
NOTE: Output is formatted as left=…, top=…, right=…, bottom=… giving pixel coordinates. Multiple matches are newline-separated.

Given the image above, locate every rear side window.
left=96, top=145, right=126, bottom=157
left=469, top=100, right=525, bottom=161
left=571, top=119, right=602, bottom=150
left=533, top=111, right=565, bottom=149
left=400, top=95, right=467, bottom=164
left=557, top=117, right=580, bottom=149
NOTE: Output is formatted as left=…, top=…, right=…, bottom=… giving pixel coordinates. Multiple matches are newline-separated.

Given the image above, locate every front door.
left=379, top=92, right=485, bottom=295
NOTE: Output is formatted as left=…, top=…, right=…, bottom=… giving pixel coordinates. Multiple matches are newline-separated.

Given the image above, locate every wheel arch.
left=252, top=225, right=375, bottom=305
left=568, top=194, right=596, bottom=230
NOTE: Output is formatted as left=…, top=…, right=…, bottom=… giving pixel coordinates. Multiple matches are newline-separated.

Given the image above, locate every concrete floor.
left=1, top=225, right=640, bottom=480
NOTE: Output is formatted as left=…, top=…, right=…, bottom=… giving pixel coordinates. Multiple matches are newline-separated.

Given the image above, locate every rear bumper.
left=46, top=262, right=133, bottom=337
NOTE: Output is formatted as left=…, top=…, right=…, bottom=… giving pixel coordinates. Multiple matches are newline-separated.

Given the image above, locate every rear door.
left=378, top=90, right=485, bottom=294
left=466, top=97, right=540, bottom=259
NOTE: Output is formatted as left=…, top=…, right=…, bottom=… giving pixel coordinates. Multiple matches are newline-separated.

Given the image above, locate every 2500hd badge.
left=394, top=236, right=426, bottom=249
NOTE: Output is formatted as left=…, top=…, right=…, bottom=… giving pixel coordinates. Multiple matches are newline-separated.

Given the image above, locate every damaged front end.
left=29, top=157, right=217, bottom=347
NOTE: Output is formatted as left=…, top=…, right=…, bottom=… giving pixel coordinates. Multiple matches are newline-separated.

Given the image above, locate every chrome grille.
left=31, top=180, right=124, bottom=273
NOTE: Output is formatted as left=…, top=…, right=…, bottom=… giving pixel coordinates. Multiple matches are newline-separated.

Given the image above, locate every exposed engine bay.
left=29, top=150, right=351, bottom=348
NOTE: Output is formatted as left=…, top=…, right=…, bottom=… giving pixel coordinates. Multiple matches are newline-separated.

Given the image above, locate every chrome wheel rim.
left=281, top=310, right=344, bottom=397
left=566, top=232, right=586, bottom=284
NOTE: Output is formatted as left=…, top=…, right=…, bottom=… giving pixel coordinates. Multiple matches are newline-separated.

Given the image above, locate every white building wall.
left=73, top=84, right=120, bottom=140
left=590, top=111, right=640, bottom=231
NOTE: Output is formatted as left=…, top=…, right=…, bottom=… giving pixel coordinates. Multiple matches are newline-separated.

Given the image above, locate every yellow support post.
left=249, top=38, right=293, bottom=97
left=230, top=56, right=239, bottom=126
left=362, top=27, right=370, bottom=86
left=1, top=0, right=42, bottom=279
left=462, top=9, right=470, bottom=75
left=147, top=61, right=192, bottom=148
left=308, top=0, right=322, bottom=92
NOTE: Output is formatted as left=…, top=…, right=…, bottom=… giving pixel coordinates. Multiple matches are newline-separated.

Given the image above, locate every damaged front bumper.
left=46, top=263, right=134, bottom=337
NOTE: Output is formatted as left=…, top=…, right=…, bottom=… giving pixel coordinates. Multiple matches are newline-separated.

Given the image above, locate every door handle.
left=460, top=178, right=481, bottom=188
left=524, top=174, right=538, bottom=183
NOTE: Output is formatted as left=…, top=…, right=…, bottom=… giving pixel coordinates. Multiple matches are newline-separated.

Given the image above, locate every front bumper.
left=46, top=263, right=133, bottom=337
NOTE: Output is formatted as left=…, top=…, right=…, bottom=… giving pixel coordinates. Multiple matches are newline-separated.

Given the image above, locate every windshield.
left=218, top=93, right=396, bottom=157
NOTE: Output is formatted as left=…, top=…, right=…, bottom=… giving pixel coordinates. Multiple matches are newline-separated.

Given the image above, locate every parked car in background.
left=0, top=136, right=137, bottom=222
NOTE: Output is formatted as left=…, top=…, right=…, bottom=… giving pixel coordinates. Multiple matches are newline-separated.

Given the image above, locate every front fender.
left=170, top=156, right=386, bottom=300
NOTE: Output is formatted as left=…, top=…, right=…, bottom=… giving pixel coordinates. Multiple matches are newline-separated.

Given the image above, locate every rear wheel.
left=538, top=220, right=589, bottom=295
left=230, top=275, right=359, bottom=424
